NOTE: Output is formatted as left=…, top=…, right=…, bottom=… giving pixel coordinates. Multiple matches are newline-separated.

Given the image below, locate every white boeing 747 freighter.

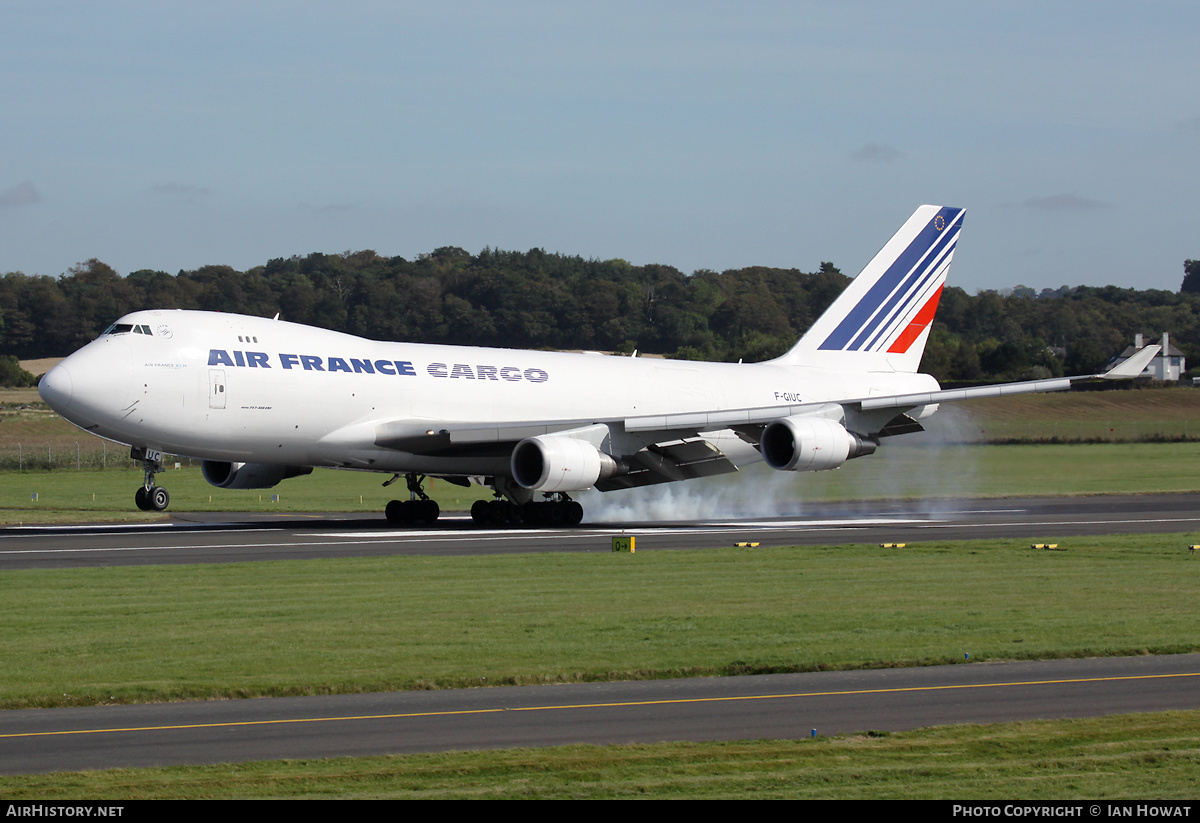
left=38, top=206, right=1158, bottom=525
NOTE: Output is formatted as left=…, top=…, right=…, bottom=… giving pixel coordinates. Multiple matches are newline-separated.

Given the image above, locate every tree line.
left=2, top=249, right=1198, bottom=384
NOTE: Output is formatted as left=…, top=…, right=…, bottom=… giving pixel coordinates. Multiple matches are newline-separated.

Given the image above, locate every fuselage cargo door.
left=209, top=369, right=227, bottom=409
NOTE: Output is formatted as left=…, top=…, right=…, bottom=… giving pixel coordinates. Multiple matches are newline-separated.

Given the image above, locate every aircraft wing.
left=857, top=344, right=1161, bottom=413
left=366, top=345, right=1162, bottom=491
left=376, top=347, right=1164, bottom=450
left=371, top=418, right=741, bottom=490
left=628, top=344, right=1164, bottom=433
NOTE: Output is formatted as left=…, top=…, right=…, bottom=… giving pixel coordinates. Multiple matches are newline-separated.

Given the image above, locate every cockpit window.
left=101, top=323, right=153, bottom=336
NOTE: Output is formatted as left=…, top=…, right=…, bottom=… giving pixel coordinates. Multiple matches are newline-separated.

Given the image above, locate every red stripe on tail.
left=886, top=285, right=943, bottom=354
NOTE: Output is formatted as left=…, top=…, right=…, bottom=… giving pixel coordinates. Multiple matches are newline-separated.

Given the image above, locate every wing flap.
left=595, top=438, right=738, bottom=491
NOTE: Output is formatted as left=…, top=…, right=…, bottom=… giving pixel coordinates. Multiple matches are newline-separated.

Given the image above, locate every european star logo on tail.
left=776, top=205, right=964, bottom=373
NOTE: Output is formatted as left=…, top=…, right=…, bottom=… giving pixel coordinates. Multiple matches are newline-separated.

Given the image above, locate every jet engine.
left=201, top=460, right=313, bottom=490
left=759, top=416, right=876, bottom=472
left=511, top=435, right=620, bottom=492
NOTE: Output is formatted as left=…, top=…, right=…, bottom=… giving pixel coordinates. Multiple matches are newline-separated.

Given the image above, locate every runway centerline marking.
left=5, top=515, right=1200, bottom=558
left=5, top=671, right=1197, bottom=741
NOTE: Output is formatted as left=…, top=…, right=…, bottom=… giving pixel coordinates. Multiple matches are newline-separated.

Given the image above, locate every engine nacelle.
left=760, top=416, right=876, bottom=472
left=201, top=460, right=313, bottom=490
left=511, top=435, right=619, bottom=492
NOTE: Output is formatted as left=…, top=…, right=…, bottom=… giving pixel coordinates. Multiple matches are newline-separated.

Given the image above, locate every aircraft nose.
left=38, top=363, right=74, bottom=413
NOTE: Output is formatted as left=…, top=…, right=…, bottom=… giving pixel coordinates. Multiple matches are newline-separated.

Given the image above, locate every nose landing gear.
left=132, top=448, right=170, bottom=512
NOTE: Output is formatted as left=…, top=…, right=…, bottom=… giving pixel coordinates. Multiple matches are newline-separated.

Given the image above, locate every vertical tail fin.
left=775, top=205, right=965, bottom=372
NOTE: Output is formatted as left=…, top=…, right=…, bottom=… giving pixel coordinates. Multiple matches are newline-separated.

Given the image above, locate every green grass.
left=790, top=440, right=1200, bottom=499
left=4, top=385, right=1200, bottom=524
left=4, top=712, right=1198, bottom=799
left=937, top=386, right=1200, bottom=442
left=1, top=533, right=1197, bottom=709
left=0, top=465, right=492, bottom=523
left=3, top=441, right=1200, bottom=526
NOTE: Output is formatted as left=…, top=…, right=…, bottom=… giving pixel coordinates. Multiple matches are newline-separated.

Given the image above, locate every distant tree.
left=1064, top=338, right=1110, bottom=374
left=950, top=339, right=982, bottom=380
left=0, top=354, right=35, bottom=387
left=1182, top=260, right=1200, bottom=293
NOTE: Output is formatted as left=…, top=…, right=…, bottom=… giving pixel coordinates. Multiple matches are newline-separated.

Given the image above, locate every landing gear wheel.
left=135, top=486, right=170, bottom=512
left=420, top=499, right=440, bottom=524
left=385, top=499, right=409, bottom=525
left=149, top=486, right=170, bottom=511
left=542, top=502, right=565, bottom=527
left=563, top=500, right=584, bottom=527
left=521, top=502, right=543, bottom=526
left=471, top=499, right=489, bottom=525
left=487, top=499, right=511, bottom=526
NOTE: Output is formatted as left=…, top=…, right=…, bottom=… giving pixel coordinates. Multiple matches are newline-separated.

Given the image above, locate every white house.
left=1111, top=333, right=1185, bottom=381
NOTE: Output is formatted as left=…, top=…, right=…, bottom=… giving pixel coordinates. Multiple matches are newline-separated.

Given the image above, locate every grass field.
left=935, top=387, right=1200, bottom=442
left=2, top=440, right=1199, bottom=525
left=2, top=532, right=1196, bottom=709
left=1, top=533, right=1198, bottom=797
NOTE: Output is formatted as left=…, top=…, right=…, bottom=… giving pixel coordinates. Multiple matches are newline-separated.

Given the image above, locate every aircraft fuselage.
left=40, top=309, right=938, bottom=478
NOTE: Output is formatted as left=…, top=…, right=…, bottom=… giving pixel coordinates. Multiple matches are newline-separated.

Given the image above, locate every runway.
left=3, top=493, right=1199, bottom=775
left=4, top=492, right=1200, bottom=570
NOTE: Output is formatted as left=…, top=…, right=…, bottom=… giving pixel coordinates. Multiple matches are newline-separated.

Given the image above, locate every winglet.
left=1099, top=345, right=1160, bottom=380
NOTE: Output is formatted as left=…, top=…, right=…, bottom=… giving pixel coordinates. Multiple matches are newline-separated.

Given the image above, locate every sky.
left=2, top=1, right=1197, bottom=294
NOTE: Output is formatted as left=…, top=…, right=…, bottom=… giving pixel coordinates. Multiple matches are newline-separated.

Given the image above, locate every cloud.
left=150, top=183, right=211, bottom=200
left=850, top=143, right=901, bottom=163
left=1012, top=193, right=1110, bottom=211
left=0, top=181, right=41, bottom=207
left=298, top=201, right=357, bottom=213
left=1177, top=116, right=1200, bottom=134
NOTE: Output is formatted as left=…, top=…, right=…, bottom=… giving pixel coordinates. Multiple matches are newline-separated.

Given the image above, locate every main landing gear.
left=384, top=473, right=441, bottom=525
left=132, top=448, right=170, bottom=512
left=379, top=474, right=585, bottom=528
left=470, top=492, right=584, bottom=528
